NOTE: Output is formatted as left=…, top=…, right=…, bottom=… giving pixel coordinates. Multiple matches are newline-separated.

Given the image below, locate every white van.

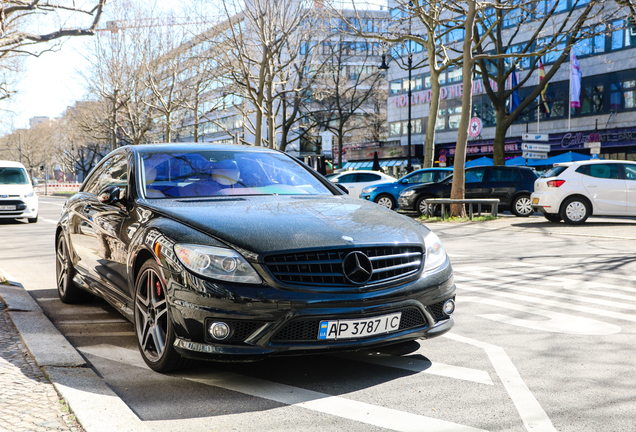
left=0, top=161, right=39, bottom=223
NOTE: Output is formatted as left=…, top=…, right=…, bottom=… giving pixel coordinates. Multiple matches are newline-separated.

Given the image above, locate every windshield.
left=541, top=166, right=567, bottom=178
left=142, top=150, right=334, bottom=198
left=0, top=167, right=29, bottom=185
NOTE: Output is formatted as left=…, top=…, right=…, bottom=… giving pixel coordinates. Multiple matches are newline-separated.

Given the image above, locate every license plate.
left=318, top=312, right=402, bottom=340
left=532, top=198, right=539, bottom=204
left=0, top=205, right=16, bottom=211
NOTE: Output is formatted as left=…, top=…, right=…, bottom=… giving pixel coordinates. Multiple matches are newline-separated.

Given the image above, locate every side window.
left=437, top=171, right=452, bottom=182
left=582, top=164, right=621, bottom=179
left=84, top=154, right=128, bottom=195
left=408, top=172, right=435, bottom=183
left=357, top=173, right=381, bottom=182
left=465, top=168, right=486, bottom=183
left=486, top=168, right=521, bottom=182
left=623, top=164, right=636, bottom=181
left=335, top=173, right=356, bottom=183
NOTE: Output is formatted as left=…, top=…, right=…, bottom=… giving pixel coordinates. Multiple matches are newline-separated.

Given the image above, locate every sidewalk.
left=0, top=270, right=150, bottom=432
left=0, top=299, right=82, bottom=432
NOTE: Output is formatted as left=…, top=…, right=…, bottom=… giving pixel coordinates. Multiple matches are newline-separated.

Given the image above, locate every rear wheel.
left=415, top=196, right=435, bottom=217
left=511, top=195, right=533, bottom=217
left=135, top=259, right=190, bottom=373
left=56, top=234, right=92, bottom=304
left=375, top=194, right=396, bottom=210
left=560, top=197, right=591, bottom=225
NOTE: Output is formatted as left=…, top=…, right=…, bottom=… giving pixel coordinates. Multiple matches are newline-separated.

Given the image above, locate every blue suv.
left=360, top=168, right=453, bottom=209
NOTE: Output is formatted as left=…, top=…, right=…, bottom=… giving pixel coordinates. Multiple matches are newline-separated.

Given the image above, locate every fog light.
left=443, top=299, right=455, bottom=315
left=209, top=322, right=230, bottom=340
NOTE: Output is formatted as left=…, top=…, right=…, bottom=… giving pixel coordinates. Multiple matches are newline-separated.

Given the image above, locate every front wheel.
left=560, top=197, right=591, bottom=225
left=415, top=197, right=436, bottom=217
left=135, top=259, right=189, bottom=373
left=56, top=234, right=92, bottom=304
left=511, top=195, right=533, bottom=217
left=375, top=194, right=396, bottom=210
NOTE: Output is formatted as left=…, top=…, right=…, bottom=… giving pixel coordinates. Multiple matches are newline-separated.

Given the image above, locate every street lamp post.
left=380, top=51, right=413, bottom=173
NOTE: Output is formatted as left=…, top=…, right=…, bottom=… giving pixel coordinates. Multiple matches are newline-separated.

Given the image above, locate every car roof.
left=0, top=160, right=26, bottom=169
left=125, top=143, right=279, bottom=155
left=556, top=159, right=636, bottom=167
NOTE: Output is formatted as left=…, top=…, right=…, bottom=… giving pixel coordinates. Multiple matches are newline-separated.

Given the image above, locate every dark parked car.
left=398, top=165, right=539, bottom=216
left=56, top=144, right=456, bottom=373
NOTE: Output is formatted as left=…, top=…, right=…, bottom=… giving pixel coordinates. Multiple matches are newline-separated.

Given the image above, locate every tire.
left=542, top=212, right=562, bottom=223
left=560, top=196, right=591, bottom=225
left=28, top=214, right=38, bottom=223
left=415, top=196, right=435, bottom=217
left=56, top=234, right=92, bottom=304
left=511, top=195, right=533, bottom=217
left=374, top=194, right=396, bottom=210
left=134, top=259, right=190, bottom=373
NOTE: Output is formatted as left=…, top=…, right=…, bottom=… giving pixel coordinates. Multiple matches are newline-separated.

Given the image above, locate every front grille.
left=264, top=246, right=423, bottom=287
left=271, top=307, right=427, bottom=342
left=427, top=297, right=455, bottom=322
left=0, top=199, right=26, bottom=213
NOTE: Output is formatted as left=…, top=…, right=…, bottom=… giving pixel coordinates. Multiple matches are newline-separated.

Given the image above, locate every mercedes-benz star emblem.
left=342, top=251, right=373, bottom=285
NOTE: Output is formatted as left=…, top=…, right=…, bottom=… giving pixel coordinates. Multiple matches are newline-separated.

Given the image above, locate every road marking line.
left=461, top=296, right=621, bottom=335
left=335, top=352, right=493, bottom=385
left=55, top=319, right=128, bottom=325
left=65, top=332, right=135, bottom=337
left=460, top=284, right=636, bottom=322
left=444, top=333, right=557, bottom=432
left=80, top=345, right=488, bottom=432
left=42, top=218, right=58, bottom=224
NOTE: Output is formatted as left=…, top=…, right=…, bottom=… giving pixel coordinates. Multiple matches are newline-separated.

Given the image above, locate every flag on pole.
left=538, top=60, right=550, bottom=114
left=510, top=66, right=521, bottom=112
left=570, top=54, right=582, bottom=108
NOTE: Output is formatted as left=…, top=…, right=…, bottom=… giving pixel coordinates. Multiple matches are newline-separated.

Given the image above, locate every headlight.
left=24, top=191, right=34, bottom=198
left=174, top=244, right=262, bottom=284
left=401, top=190, right=416, bottom=197
left=362, top=186, right=377, bottom=193
left=423, top=231, right=447, bottom=273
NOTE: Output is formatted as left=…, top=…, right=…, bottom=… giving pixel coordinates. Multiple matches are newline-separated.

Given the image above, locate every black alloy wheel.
left=511, top=195, right=533, bottom=217
left=560, top=196, right=591, bottom=225
left=375, top=194, right=396, bottom=210
left=415, top=196, right=436, bottom=217
left=134, top=259, right=189, bottom=372
left=56, top=234, right=91, bottom=304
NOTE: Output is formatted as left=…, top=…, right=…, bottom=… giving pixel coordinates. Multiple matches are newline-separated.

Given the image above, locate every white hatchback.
left=531, top=160, right=636, bottom=224
left=329, top=170, right=396, bottom=198
left=0, top=161, right=39, bottom=223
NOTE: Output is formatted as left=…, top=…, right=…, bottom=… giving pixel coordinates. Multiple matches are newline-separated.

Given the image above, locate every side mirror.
left=336, top=184, right=349, bottom=194
left=32, top=178, right=39, bottom=187
left=399, top=178, right=408, bottom=184
left=98, top=185, right=123, bottom=205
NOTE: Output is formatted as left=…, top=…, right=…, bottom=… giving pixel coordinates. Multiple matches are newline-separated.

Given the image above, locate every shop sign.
left=448, top=143, right=520, bottom=156
left=561, top=130, right=633, bottom=149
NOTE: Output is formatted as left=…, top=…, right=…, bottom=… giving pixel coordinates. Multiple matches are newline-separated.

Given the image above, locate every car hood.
left=0, top=184, right=33, bottom=196
left=141, top=196, right=429, bottom=256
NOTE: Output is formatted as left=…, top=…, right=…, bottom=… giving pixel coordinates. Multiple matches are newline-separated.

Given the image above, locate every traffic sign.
left=469, top=117, right=482, bottom=138
left=590, top=147, right=601, bottom=154
left=522, top=151, right=548, bottom=159
left=522, top=143, right=551, bottom=152
left=522, top=133, right=550, bottom=142
left=584, top=142, right=601, bottom=149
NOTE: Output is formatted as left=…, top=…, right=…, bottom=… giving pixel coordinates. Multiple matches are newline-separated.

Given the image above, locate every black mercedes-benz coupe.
left=56, top=144, right=455, bottom=372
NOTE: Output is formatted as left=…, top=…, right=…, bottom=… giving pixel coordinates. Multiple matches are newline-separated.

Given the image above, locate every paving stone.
left=0, top=301, right=83, bottom=432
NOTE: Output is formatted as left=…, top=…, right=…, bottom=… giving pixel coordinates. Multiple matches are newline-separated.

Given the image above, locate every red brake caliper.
left=156, top=281, right=162, bottom=298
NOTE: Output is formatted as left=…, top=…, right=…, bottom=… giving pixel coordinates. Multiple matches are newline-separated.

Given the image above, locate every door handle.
left=586, top=185, right=597, bottom=188
left=83, top=204, right=92, bottom=213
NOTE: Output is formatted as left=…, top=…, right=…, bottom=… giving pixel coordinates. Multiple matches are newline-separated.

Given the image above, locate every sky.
left=6, top=0, right=387, bottom=131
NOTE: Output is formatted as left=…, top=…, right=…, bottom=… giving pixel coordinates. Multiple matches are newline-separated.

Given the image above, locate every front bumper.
left=163, top=258, right=456, bottom=361
left=0, top=197, right=38, bottom=219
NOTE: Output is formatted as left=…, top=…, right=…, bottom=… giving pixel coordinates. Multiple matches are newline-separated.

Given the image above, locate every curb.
left=0, top=267, right=150, bottom=432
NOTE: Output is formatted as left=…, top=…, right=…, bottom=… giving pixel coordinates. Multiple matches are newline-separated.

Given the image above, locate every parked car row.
left=332, top=160, right=636, bottom=224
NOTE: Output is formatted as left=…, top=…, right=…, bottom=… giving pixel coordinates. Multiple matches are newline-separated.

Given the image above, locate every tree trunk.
left=423, top=69, right=441, bottom=168
left=492, top=109, right=509, bottom=165
left=337, top=129, right=344, bottom=170
left=450, top=0, right=476, bottom=217
left=165, top=113, right=171, bottom=143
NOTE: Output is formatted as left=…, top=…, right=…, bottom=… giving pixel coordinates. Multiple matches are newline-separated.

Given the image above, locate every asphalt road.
left=1, top=197, right=636, bottom=432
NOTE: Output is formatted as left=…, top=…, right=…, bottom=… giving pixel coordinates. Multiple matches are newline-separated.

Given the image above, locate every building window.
left=436, top=110, right=446, bottom=130
left=573, top=24, right=606, bottom=57
left=539, top=37, right=567, bottom=63
left=506, top=43, right=532, bottom=69
left=391, top=81, right=401, bottom=94
left=580, top=85, right=604, bottom=114
left=611, top=19, right=634, bottom=50
left=389, top=122, right=401, bottom=136
left=447, top=68, right=462, bottom=83
left=610, top=79, right=636, bottom=110
left=447, top=107, right=462, bottom=129
left=414, top=76, right=423, bottom=90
